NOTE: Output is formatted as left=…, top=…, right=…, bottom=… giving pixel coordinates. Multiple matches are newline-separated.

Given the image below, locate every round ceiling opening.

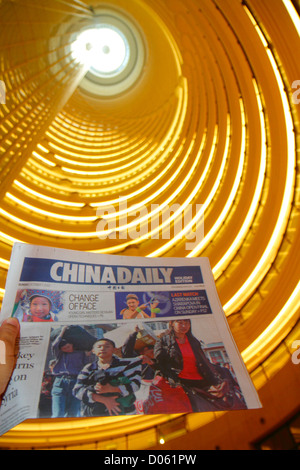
left=71, top=26, right=130, bottom=78
left=71, top=9, right=146, bottom=97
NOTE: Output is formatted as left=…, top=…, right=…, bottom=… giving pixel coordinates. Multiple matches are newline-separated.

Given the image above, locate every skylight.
left=71, top=26, right=130, bottom=77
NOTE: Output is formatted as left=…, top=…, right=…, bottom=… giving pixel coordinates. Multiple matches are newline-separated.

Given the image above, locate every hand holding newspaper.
left=0, top=243, right=261, bottom=435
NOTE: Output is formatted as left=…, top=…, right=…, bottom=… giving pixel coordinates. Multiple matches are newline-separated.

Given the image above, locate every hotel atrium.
left=0, top=0, right=299, bottom=450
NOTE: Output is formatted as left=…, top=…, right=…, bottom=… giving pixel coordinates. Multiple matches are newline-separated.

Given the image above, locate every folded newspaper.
left=0, top=243, right=261, bottom=435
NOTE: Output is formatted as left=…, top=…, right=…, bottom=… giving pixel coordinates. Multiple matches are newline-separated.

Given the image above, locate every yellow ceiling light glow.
left=13, top=181, right=85, bottom=207
left=0, top=208, right=100, bottom=238
left=282, top=0, right=300, bottom=32
left=223, top=24, right=296, bottom=315
left=5, top=193, right=97, bottom=222
left=149, top=127, right=219, bottom=257
left=0, top=258, right=10, bottom=269
left=32, top=152, right=56, bottom=167
left=0, top=231, right=22, bottom=246
left=92, top=131, right=203, bottom=244
left=186, top=115, right=240, bottom=259
left=212, top=84, right=266, bottom=279
left=242, top=281, right=300, bottom=371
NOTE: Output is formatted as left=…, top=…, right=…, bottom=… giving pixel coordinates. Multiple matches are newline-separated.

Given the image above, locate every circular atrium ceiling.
left=70, top=8, right=146, bottom=96
left=72, top=27, right=130, bottom=76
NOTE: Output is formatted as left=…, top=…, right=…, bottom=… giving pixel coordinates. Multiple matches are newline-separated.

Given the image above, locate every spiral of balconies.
left=0, top=0, right=299, bottom=449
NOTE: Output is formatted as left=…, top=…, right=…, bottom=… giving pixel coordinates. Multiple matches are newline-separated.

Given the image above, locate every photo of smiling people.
left=73, top=337, right=143, bottom=417
left=38, top=325, right=98, bottom=418
left=116, top=293, right=159, bottom=319
left=115, top=290, right=212, bottom=321
left=12, top=289, right=64, bottom=322
left=115, top=291, right=175, bottom=320
left=38, top=324, right=143, bottom=418
left=36, top=320, right=249, bottom=419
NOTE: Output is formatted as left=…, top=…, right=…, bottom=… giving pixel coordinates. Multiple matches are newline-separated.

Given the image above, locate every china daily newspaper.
left=0, top=243, right=261, bottom=435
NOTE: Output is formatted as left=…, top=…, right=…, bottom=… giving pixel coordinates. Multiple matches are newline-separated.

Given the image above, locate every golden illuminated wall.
left=0, top=0, right=299, bottom=449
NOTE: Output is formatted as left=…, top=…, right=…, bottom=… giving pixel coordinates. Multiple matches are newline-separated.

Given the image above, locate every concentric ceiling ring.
left=73, top=8, right=147, bottom=96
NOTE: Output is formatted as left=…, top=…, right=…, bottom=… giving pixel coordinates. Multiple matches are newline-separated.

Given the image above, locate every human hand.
left=101, top=395, right=121, bottom=415
left=0, top=318, right=20, bottom=400
left=140, top=355, right=154, bottom=365
left=15, top=289, right=26, bottom=303
left=92, top=393, right=121, bottom=415
left=94, top=382, right=120, bottom=394
left=150, top=301, right=159, bottom=309
left=208, top=380, right=229, bottom=398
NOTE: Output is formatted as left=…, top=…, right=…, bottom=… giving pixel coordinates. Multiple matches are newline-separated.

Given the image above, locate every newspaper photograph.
left=0, top=243, right=261, bottom=435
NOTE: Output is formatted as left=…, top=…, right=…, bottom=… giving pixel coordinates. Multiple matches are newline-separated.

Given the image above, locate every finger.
left=108, top=405, right=121, bottom=416
left=0, top=318, right=20, bottom=396
left=111, top=406, right=121, bottom=415
left=0, top=318, right=20, bottom=350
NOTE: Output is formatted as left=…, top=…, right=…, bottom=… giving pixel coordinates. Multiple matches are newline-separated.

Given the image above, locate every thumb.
left=0, top=318, right=20, bottom=349
left=0, top=317, right=20, bottom=397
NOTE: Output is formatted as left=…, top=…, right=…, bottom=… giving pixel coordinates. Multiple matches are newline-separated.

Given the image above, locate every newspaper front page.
left=0, top=243, right=261, bottom=435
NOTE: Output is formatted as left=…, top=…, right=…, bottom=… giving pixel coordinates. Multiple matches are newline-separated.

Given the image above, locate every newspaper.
left=0, top=243, right=261, bottom=435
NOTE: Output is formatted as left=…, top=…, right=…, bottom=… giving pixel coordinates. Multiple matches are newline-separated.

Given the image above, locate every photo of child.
left=37, top=321, right=247, bottom=419
left=12, top=289, right=64, bottom=322
left=118, top=293, right=161, bottom=319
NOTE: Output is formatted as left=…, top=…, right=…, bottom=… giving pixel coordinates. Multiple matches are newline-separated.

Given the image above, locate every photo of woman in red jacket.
left=152, top=319, right=246, bottom=412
